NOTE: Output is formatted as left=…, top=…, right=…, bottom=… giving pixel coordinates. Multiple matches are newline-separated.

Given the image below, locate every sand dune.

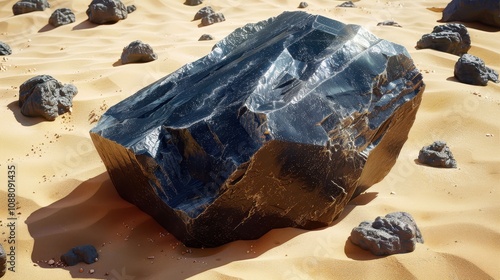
left=1, top=0, right=499, bottom=279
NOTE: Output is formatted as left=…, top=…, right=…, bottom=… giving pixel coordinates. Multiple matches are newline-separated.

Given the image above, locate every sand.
left=0, top=0, right=499, bottom=279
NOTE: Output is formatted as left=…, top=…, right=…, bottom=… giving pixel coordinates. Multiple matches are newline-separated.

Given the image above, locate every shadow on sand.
left=72, top=20, right=98, bottom=31
left=7, top=101, right=46, bottom=126
left=26, top=173, right=378, bottom=278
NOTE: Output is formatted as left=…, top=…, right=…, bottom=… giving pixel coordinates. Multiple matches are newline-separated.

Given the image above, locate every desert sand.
left=0, top=0, right=499, bottom=279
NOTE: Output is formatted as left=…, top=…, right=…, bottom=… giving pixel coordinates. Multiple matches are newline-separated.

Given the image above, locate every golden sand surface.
left=0, top=0, right=499, bottom=279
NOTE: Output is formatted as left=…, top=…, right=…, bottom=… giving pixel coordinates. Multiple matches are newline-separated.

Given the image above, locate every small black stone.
left=198, top=34, right=214, bottom=41
left=298, top=2, right=308, bottom=8
left=454, top=54, right=499, bottom=86
left=416, top=23, right=470, bottom=56
left=350, top=212, right=424, bottom=256
left=60, top=245, right=98, bottom=266
left=0, top=42, right=12, bottom=56
left=337, top=1, right=355, bottom=7
left=49, top=8, right=76, bottom=27
left=418, top=140, right=457, bottom=168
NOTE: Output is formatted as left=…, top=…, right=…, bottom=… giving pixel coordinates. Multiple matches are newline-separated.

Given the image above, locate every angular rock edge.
left=90, top=11, right=425, bottom=247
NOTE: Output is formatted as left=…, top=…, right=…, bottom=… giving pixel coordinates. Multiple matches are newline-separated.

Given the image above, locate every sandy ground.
left=0, top=0, right=499, bottom=279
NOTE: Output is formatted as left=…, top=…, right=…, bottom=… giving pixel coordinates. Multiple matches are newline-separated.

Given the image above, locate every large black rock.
left=441, top=0, right=500, bottom=28
left=90, top=11, right=424, bottom=247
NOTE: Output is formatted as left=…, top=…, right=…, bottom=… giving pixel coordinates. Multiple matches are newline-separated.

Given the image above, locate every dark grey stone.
left=121, top=40, right=157, bottom=64
left=194, top=6, right=215, bottom=21
left=0, top=42, right=12, bottom=56
left=86, top=0, right=128, bottom=24
left=60, top=245, right=98, bottom=266
left=185, top=0, right=203, bottom=6
left=377, top=20, right=402, bottom=27
left=454, top=54, right=499, bottom=86
left=126, top=5, right=136, bottom=14
left=12, top=0, right=49, bottom=15
left=18, top=75, right=78, bottom=121
left=418, top=140, right=457, bottom=168
left=350, top=212, right=424, bottom=256
left=337, top=1, right=355, bottom=7
left=49, top=8, right=76, bottom=27
left=442, top=0, right=500, bottom=28
left=299, top=2, right=308, bottom=8
left=0, top=243, right=6, bottom=278
left=416, top=23, right=470, bottom=56
left=90, top=11, right=425, bottom=248
left=198, top=34, right=214, bottom=41
left=201, top=12, right=225, bottom=26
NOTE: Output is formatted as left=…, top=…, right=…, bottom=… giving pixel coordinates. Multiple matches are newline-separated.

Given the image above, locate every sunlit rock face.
left=90, top=11, right=425, bottom=247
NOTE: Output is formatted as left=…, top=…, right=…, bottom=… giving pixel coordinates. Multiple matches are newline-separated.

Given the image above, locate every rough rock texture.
left=126, top=4, right=136, bottom=14
left=60, top=245, right=98, bottom=266
left=442, top=0, right=500, bottom=28
left=299, top=2, right=309, bottom=8
left=0, top=243, right=5, bottom=278
left=18, top=75, right=78, bottom=121
left=416, top=23, right=470, bottom=56
left=185, top=0, right=203, bottom=6
left=377, top=20, right=402, bottom=27
left=198, top=34, right=214, bottom=41
left=49, top=8, right=76, bottom=27
left=0, top=42, right=12, bottom=55
left=337, top=1, right=355, bottom=7
left=201, top=12, right=225, bottom=26
left=12, top=0, right=49, bottom=15
left=350, top=212, right=424, bottom=255
left=454, top=54, right=499, bottom=86
left=194, top=6, right=215, bottom=20
left=86, top=0, right=128, bottom=24
left=121, top=40, right=157, bottom=64
left=418, top=140, right=457, bottom=168
left=90, top=11, right=425, bottom=247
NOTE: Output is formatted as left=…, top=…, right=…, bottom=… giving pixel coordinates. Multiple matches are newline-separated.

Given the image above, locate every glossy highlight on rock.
left=90, top=11, right=425, bottom=247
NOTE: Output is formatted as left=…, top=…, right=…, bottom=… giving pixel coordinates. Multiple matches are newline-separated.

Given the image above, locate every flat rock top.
left=92, top=11, right=414, bottom=152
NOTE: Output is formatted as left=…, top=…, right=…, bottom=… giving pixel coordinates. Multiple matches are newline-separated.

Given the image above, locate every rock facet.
left=454, top=54, right=499, bottom=86
left=441, top=0, right=500, bottom=28
left=60, top=245, right=98, bottom=266
left=49, top=8, right=76, bottom=27
left=90, top=11, right=425, bottom=247
left=121, top=40, right=157, bottom=64
left=418, top=140, right=457, bottom=168
left=18, top=75, right=78, bottom=121
left=416, top=23, right=470, bottom=56
left=12, top=0, right=49, bottom=15
left=350, top=212, right=424, bottom=255
left=86, top=0, right=128, bottom=24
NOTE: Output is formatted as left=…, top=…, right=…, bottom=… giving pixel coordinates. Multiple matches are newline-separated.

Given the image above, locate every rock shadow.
left=72, top=20, right=98, bottom=31
left=7, top=101, right=46, bottom=126
left=344, top=237, right=384, bottom=261
left=38, top=24, right=56, bottom=33
left=26, top=173, right=336, bottom=279
left=112, top=59, right=122, bottom=67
